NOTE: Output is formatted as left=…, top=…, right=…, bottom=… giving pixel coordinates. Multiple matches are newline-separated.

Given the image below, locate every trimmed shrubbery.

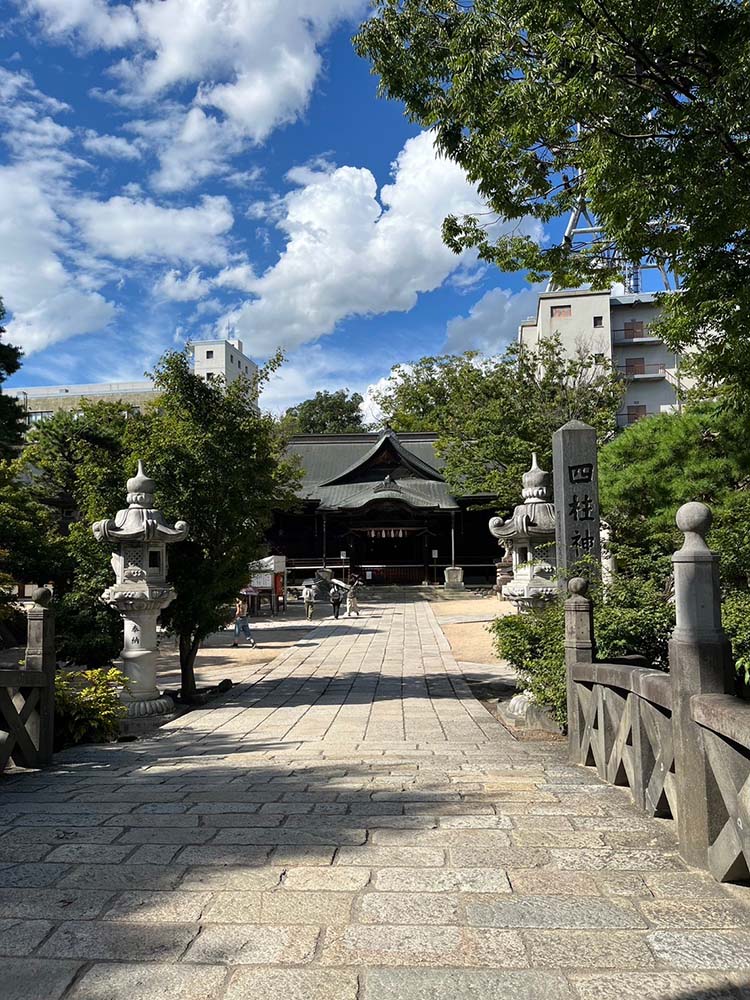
left=489, top=577, right=676, bottom=727
left=54, top=668, right=127, bottom=750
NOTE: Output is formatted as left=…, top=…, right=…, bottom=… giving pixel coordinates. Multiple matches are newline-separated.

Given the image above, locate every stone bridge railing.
left=0, top=588, right=55, bottom=772
left=566, top=501, right=750, bottom=883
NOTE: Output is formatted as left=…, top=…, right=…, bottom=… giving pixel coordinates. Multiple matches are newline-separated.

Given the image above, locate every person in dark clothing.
left=330, top=586, right=343, bottom=619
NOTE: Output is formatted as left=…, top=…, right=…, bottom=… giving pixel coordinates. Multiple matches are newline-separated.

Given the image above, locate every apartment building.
left=9, top=338, right=258, bottom=426
left=518, top=288, right=683, bottom=426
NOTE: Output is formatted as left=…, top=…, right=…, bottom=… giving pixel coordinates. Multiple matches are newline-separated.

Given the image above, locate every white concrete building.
left=518, top=288, right=684, bottom=426
left=9, top=338, right=258, bottom=426
left=190, top=337, right=257, bottom=388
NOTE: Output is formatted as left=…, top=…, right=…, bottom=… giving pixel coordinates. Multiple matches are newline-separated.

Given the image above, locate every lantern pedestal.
left=104, top=587, right=177, bottom=717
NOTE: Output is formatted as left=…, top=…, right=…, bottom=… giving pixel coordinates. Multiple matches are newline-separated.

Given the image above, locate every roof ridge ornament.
left=126, top=460, right=156, bottom=508
left=521, top=452, right=550, bottom=502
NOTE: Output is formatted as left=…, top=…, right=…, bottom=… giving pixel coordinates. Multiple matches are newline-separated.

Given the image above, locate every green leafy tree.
left=355, top=1, right=750, bottom=403
left=127, top=351, right=300, bottom=701
left=22, top=401, right=138, bottom=664
left=280, top=389, right=368, bottom=435
left=0, top=298, right=26, bottom=457
left=599, top=404, right=750, bottom=583
left=376, top=337, right=624, bottom=510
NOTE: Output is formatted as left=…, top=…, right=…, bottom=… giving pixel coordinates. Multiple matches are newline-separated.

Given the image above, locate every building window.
left=206, top=350, right=214, bottom=359
left=27, top=411, right=53, bottom=425
left=593, top=315, right=603, bottom=328
left=624, top=320, right=645, bottom=339
left=230, top=355, right=234, bottom=364
left=625, top=357, right=646, bottom=375
left=627, top=404, right=647, bottom=423
left=550, top=305, right=572, bottom=318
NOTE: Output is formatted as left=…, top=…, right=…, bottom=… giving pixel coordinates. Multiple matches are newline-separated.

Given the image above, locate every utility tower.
left=548, top=189, right=679, bottom=294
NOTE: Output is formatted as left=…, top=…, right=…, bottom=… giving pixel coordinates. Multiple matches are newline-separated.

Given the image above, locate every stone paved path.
left=2, top=597, right=750, bottom=1000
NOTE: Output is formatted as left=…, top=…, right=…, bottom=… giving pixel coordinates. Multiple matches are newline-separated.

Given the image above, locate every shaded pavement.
left=1, top=596, right=750, bottom=999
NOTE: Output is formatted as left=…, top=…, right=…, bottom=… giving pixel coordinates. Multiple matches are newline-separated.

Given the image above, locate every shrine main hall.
left=269, top=429, right=497, bottom=586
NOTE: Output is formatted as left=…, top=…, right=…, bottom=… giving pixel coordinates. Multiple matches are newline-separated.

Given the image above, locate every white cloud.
left=260, top=343, right=386, bottom=415
left=219, top=131, right=544, bottom=353
left=23, top=0, right=139, bottom=48
left=0, top=165, right=115, bottom=354
left=0, top=70, right=116, bottom=355
left=155, top=267, right=211, bottom=301
left=129, top=107, right=245, bottom=193
left=73, top=194, right=234, bottom=264
left=20, top=1, right=368, bottom=190
left=214, top=263, right=256, bottom=293
left=82, top=129, right=141, bottom=159
left=444, top=285, right=543, bottom=354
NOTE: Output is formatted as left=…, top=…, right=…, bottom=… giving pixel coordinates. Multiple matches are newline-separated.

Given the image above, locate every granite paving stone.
left=0, top=918, right=54, bottom=956
left=3, top=594, right=750, bottom=999
left=639, top=899, right=750, bottom=928
left=185, top=923, right=319, bottom=964
left=2, top=958, right=81, bottom=1000
left=66, top=962, right=227, bottom=1000
left=524, top=929, right=656, bottom=968
left=225, top=968, right=359, bottom=1000
left=104, top=890, right=214, bottom=922
left=465, top=894, right=647, bottom=928
left=0, top=888, right=113, bottom=920
left=58, top=863, right=187, bottom=890
left=280, top=866, right=371, bottom=890
left=647, top=931, right=750, bottom=970
left=570, top=972, right=744, bottom=999
left=0, top=862, right=70, bottom=887
left=372, top=866, right=511, bottom=893
left=356, top=890, right=460, bottom=924
left=38, top=920, right=199, bottom=960
left=363, top=969, right=574, bottom=999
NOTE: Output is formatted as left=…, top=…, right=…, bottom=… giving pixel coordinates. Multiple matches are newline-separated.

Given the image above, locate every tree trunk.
left=179, top=632, right=201, bottom=703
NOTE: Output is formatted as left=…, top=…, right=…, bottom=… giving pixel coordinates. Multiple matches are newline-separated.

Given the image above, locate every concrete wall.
left=192, top=338, right=257, bottom=387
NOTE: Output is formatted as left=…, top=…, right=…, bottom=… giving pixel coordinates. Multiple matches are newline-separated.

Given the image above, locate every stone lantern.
left=92, top=461, right=188, bottom=718
left=489, top=453, right=557, bottom=611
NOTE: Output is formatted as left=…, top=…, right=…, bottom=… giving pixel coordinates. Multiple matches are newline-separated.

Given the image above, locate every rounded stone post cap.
left=31, top=586, right=52, bottom=607
left=568, top=577, right=589, bottom=596
left=676, top=501, right=712, bottom=536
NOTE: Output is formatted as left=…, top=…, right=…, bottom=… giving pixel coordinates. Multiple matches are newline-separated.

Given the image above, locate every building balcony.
left=615, top=363, right=668, bottom=380
left=616, top=411, right=658, bottom=427
left=612, top=330, right=662, bottom=345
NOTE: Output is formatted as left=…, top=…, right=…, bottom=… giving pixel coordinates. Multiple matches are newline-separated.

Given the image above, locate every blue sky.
left=1, top=1, right=543, bottom=414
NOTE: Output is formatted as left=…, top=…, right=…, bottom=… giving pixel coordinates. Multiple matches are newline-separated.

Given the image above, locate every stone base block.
left=123, top=694, right=175, bottom=719
left=119, top=708, right=184, bottom=738
left=497, top=691, right=563, bottom=735
left=444, top=566, right=465, bottom=590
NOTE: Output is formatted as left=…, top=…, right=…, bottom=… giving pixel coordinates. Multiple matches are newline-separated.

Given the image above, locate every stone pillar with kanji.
left=552, top=420, right=601, bottom=588
left=92, top=462, right=188, bottom=719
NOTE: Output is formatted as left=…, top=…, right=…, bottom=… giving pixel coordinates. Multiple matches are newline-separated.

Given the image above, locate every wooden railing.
left=0, top=588, right=55, bottom=772
left=566, top=502, right=750, bottom=882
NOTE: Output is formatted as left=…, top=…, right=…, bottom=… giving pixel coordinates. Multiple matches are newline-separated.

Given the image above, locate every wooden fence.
left=0, top=588, right=55, bottom=772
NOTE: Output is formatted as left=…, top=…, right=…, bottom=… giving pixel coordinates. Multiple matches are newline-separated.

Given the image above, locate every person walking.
left=302, top=582, right=315, bottom=621
left=330, top=585, right=343, bottom=620
left=232, top=597, right=256, bottom=647
left=346, top=580, right=360, bottom=617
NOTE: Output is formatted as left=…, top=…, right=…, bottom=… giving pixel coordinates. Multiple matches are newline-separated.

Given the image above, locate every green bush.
left=54, top=668, right=127, bottom=749
left=489, top=602, right=567, bottom=723
left=722, top=590, right=750, bottom=693
left=489, top=577, right=676, bottom=727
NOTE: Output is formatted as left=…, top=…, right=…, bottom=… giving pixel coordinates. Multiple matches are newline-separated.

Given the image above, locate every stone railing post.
left=22, top=586, right=55, bottom=766
left=670, top=502, right=733, bottom=868
left=565, top=577, right=594, bottom=762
